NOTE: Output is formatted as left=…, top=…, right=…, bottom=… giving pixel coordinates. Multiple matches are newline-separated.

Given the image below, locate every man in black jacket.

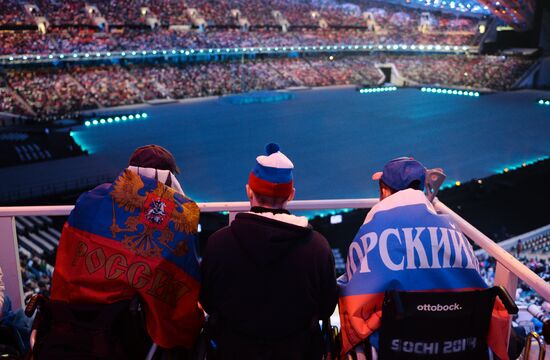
left=200, top=143, right=338, bottom=360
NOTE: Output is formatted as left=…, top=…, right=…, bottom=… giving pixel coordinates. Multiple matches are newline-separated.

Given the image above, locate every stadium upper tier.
left=0, top=0, right=483, bottom=57
left=0, top=54, right=533, bottom=119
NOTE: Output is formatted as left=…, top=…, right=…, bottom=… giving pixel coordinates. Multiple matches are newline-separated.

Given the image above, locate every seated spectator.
left=34, top=145, right=204, bottom=359
left=0, top=266, right=33, bottom=355
left=338, top=157, right=511, bottom=359
left=200, top=143, right=338, bottom=359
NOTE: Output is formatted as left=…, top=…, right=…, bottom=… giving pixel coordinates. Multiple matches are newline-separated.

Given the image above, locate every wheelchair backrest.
left=379, top=288, right=497, bottom=360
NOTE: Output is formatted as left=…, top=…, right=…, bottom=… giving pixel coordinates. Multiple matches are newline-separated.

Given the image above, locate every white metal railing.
left=1, top=199, right=549, bottom=328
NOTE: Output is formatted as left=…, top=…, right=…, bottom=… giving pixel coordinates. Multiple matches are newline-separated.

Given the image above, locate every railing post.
left=0, top=216, right=24, bottom=310
left=494, top=262, right=518, bottom=347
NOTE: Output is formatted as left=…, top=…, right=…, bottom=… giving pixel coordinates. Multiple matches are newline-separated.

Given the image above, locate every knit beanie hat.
left=248, top=143, right=294, bottom=198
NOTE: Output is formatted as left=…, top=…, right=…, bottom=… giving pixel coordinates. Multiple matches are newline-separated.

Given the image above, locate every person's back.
left=338, top=157, right=511, bottom=359
left=200, top=143, right=337, bottom=360
left=36, top=145, right=204, bottom=359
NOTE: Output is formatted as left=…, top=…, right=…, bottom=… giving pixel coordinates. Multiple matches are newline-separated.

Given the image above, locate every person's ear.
left=287, top=187, right=296, bottom=202
left=246, top=184, right=254, bottom=201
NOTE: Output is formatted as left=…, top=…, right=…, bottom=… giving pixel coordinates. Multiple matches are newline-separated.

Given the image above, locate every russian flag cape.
left=338, top=189, right=510, bottom=359
left=51, top=169, right=204, bottom=349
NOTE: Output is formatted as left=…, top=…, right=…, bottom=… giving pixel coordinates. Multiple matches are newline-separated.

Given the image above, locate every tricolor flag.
left=338, top=189, right=510, bottom=359
left=51, top=169, right=204, bottom=349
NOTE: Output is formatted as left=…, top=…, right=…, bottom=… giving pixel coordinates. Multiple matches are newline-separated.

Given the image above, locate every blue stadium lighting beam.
left=420, top=87, right=480, bottom=97
left=84, top=112, right=148, bottom=127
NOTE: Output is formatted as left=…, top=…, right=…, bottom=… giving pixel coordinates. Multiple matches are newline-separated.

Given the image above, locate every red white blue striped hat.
left=248, top=143, right=294, bottom=198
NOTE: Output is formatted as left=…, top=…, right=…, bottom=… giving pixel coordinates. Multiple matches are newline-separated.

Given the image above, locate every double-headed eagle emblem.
left=109, top=170, right=199, bottom=258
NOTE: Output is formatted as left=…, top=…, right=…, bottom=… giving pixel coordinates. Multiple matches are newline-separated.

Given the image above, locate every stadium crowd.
left=0, top=0, right=480, bottom=56
left=0, top=54, right=532, bottom=117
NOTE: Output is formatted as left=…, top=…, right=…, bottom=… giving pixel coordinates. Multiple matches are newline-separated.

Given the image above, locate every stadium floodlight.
left=142, top=113, right=148, bottom=118
left=92, top=120, right=98, bottom=125
left=453, top=90, right=458, bottom=95
left=442, top=89, right=447, bottom=94
left=37, top=55, right=43, bottom=60
left=121, top=116, right=127, bottom=121
left=474, top=92, right=480, bottom=97
left=199, top=49, right=204, bottom=53
left=216, top=49, right=221, bottom=53
left=107, top=118, right=113, bottom=123
left=226, top=48, right=230, bottom=52
left=162, top=50, right=167, bottom=54
left=99, top=119, right=106, bottom=124
left=152, top=50, right=157, bottom=55
left=546, top=101, right=550, bottom=105
left=121, top=52, right=126, bottom=56
left=458, top=91, right=463, bottom=95
left=234, top=48, right=239, bottom=52
left=107, top=52, right=111, bottom=56
left=185, top=51, right=190, bottom=55
left=419, top=45, right=425, bottom=50
left=131, top=51, right=137, bottom=56
left=190, top=49, right=195, bottom=53
left=85, top=53, right=90, bottom=57
left=180, top=50, right=184, bottom=54
left=84, top=121, right=91, bottom=126
left=421, top=87, right=426, bottom=92
left=135, top=114, right=141, bottom=119
left=141, top=51, right=146, bottom=55
left=114, top=117, right=120, bottom=122
left=128, top=115, right=134, bottom=120
left=48, top=55, right=53, bottom=59
left=208, top=49, right=213, bottom=53
left=9, top=56, right=14, bottom=61
left=539, top=100, right=545, bottom=105
left=96, top=53, right=101, bottom=57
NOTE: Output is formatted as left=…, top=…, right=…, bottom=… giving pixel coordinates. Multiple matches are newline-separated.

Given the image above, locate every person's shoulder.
left=309, top=229, right=333, bottom=255
left=204, top=225, right=234, bottom=254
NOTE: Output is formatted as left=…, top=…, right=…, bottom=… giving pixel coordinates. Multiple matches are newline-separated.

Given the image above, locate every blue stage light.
left=114, top=117, right=120, bottom=122
left=539, top=100, right=545, bottom=105
left=142, top=113, right=148, bottom=118
left=107, top=118, right=113, bottom=123
left=84, top=121, right=91, bottom=126
left=92, top=120, right=98, bottom=125
left=121, top=116, right=127, bottom=121
left=121, top=52, right=126, bottom=56
left=135, top=114, right=141, bottom=119
left=99, top=119, right=106, bottom=124
left=128, top=115, right=134, bottom=120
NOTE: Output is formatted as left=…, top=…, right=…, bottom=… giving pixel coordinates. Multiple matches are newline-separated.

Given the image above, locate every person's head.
left=128, top=144, right=180, bottom=187
left=128, top=144, right=179, bottom=174
left=247, top=143, right=295, bottom=209
left=372, top=157, right=426, bottom=200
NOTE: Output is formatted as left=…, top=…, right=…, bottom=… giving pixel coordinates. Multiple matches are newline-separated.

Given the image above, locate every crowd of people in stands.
left=0, top=54, right=532, bottom=117
left=19, top=253, right=52, bottom=300
left=0, top=0, right=481, bottom=56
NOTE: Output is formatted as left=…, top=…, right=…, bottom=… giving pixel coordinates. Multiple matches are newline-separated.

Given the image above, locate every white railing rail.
left=1, top=199, right=549, bottom=325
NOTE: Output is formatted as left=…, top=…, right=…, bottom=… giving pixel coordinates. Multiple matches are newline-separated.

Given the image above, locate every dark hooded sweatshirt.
left=200, top=207, right=338, bottom=360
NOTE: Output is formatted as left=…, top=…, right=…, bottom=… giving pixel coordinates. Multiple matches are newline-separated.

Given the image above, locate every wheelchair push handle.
left=25, top=294, right=46, bottom=318
left=493, top=285, right=519, bottom=315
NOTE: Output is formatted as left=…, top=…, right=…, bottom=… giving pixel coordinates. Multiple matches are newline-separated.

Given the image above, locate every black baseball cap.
left=128, top=144, right=180, bottom=174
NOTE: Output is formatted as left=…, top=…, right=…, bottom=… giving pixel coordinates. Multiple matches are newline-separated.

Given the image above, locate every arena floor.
left=2, top=87, right=549, bottom=204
